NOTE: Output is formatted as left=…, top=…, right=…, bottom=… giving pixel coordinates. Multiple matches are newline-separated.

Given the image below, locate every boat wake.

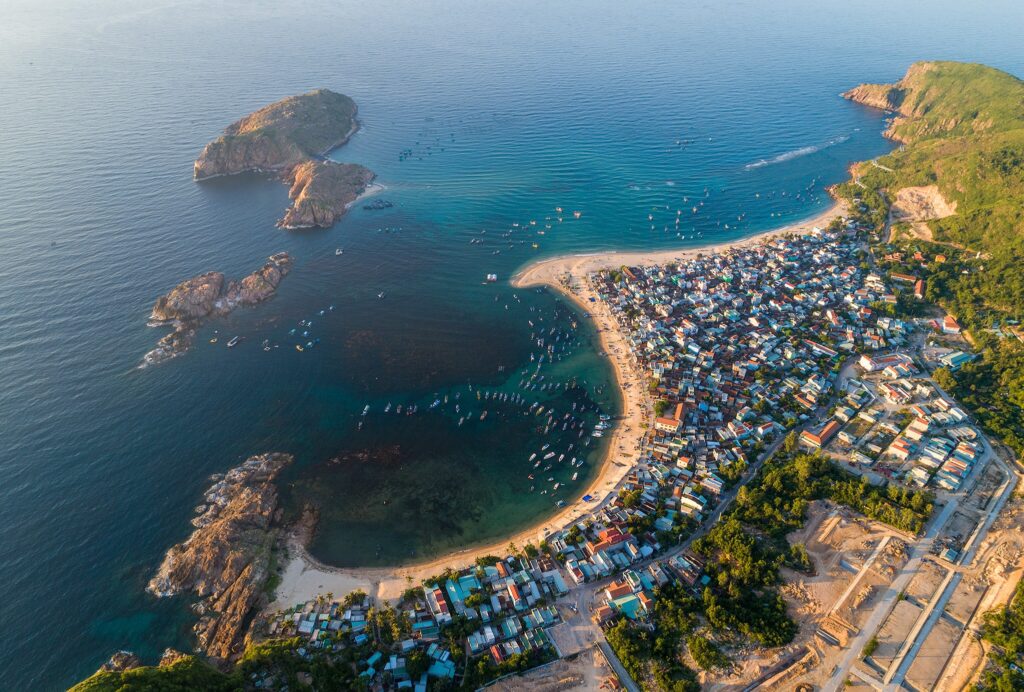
left=745, top=134, right=850, bottom=170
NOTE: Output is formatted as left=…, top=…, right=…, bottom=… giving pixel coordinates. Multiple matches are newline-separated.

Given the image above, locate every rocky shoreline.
left=146, top=453, right=294, bottom=666
left=143, top=252, right=293, bottom=366
left=193, top=89, right=376, bottom=230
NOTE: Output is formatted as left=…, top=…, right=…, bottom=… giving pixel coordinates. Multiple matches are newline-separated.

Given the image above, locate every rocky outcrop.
left=99, top=650, right=142, bottom=673
left=158, top=648, right=190, bottom=667
left=150, top=272, right=225, bottom=322
left=143, top=253, right=293, bottom=366
left=843, top=82, right=904, bottom=113
left=193, top=89, right=358, bottom=180
left=147, top=453, right=293, bottom=666
left=278, top=160, right=376, bottom=229
left=193, top=89, right=376, bottom=231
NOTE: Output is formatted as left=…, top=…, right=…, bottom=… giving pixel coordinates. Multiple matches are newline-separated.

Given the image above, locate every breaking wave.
left=745, top=134, right=850, bottom=170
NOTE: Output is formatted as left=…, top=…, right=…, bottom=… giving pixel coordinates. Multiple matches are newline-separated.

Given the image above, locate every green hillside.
left=838, top=61, right=1024, bottom=454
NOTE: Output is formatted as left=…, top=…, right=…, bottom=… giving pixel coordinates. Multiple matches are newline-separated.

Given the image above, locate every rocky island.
left=279, top=159, right=378, bottom=229
left=144, top=252, right=293, bottom=365
left=147, top=453, right=293, bottom=666
left=194, top=89, right=375, bottom=229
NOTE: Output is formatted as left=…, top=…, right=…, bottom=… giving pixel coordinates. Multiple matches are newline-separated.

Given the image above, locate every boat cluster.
left=288, top=305, right=336, bottom=352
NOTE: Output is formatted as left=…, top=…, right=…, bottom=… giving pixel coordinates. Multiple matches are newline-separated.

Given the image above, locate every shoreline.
left=269, top=200, right=847, bottom=609
left=345, top=181, right=386, bottom=210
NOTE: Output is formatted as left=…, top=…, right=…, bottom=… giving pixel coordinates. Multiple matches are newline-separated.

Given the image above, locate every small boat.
left=335, top=248, right=344, bottom=255
left=543, top=452, right=555, bottom=460
left=209, top=337, right=218, bottom=344
left=573, top=210, right=582, bottom=218
left=226, top=336, right=240, bottom=348
left=378, top=292, right=386, bottom=299
left=362, top=404, right=370, bottom=416
left=296, top=344, right=304, bottom=352
left=553, top=483, right=560, bottom=490
left=529, top=453, right=537, bottom=461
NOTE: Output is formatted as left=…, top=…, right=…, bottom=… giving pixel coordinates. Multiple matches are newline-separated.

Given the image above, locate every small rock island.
left=193, top=89, right=376, bottom=229
left=144, top=252, right=293, bottom=365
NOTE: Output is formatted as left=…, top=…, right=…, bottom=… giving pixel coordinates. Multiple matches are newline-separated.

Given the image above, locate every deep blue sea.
left=2, top=0, right=1023, bottom=688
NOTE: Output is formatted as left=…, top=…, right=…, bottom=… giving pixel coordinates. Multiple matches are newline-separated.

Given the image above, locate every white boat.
left=378, top=291, right=386, bottom=299
left=543, top=452, right=555, bottom=460
left=571, top=472, right=578, bottom=481
left=529, top=453, right=537, bottom=461
left=553, top=483, right=560, bottom=490
left=335, top=248, right=344, bottom=255
left=226, top=336, right=240, bottom=348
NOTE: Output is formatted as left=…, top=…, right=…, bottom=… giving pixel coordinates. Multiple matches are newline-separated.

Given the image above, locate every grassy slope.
left=845, top=62, right=1024, bottom=270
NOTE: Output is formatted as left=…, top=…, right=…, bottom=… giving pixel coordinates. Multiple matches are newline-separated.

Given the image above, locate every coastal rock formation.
left=150, top=271, right=225, bottom=322
left=843, top=61, right=1018, bottom=142
left=193, top=89, right=358, bottom=179
left=147, top=453, right=293, bottom=666
left=842, top=82, right=905, bottom=113
left=143, top=253, right=293, bottom=366
left=99, top=650, right=142, bottom=673
left=278, top=160, right=376, bottom=229
left=193, top=88, right=376, bottom=231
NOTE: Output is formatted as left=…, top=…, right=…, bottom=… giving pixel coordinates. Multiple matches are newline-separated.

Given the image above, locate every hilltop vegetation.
left=193, top=89, right=358, bottom=179
left=838, top=61, right=1024, bottom=456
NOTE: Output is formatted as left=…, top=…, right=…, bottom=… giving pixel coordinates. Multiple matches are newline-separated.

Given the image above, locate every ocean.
left=2, top=0, right=1023, bottom=688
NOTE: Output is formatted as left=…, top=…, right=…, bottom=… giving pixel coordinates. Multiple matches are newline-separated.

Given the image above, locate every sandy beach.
left=345, top=181, right=386, bottom=209
left=269, top=201, right=846, bottom=610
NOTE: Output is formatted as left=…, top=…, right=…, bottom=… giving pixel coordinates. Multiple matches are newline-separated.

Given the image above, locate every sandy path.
left=269, top=202, right=846, bottom=610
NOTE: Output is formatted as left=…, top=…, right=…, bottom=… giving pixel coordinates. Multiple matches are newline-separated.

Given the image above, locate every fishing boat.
left=529, top=453, right=537, bottom=461
left=573, top=210, right=582, bottom=218
left=226, top=336, right=240, bottom=348
left=295, top=344, right=304, bottom=352
left=543, top=452, right=555, bottom=460
left=378, top=291, right=386, bottom=299
left=362, top=404, right=370, bottom=416
left=553, top=483, right=560, bottom=490
left=571, top=472, right=578, bottom=481
left=335, top=248, right=344, bottom=255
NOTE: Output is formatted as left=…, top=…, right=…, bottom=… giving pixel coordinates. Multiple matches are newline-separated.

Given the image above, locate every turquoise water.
left=2, top=0, right=1024, bottom=688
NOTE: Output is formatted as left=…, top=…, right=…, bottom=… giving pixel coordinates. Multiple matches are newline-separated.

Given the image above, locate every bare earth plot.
left=488, top=647, right=615, bottom=691
left=870, top=599, right=922, bottom=672
left=907, top=616, right=961, bottom=691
